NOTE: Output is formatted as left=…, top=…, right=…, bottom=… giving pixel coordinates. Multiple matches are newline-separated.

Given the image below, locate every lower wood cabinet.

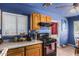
left=7, top=47, right=25, bottom=56
left=7, top=43, right=42, bottom=56
left=26, top=44, right=42, bottom=56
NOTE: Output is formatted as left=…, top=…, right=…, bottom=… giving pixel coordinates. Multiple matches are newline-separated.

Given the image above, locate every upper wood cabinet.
left=30, top=13, right=51, bottom=30
left=40, top=14, right=47, bottom=23
left=46, top=16, right=51, bottom=23
left=31, top=13, right=40, bottom=30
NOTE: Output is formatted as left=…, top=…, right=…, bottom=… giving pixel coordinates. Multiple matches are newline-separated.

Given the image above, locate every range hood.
left=37, top=22, right=51, bottom=34
left=38, top=22, right=51, bottom=27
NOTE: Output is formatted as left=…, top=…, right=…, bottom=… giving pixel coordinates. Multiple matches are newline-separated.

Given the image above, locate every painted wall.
left=0, top=3, right=68, bottom=45
left=67, top=16, right=79, bottom=45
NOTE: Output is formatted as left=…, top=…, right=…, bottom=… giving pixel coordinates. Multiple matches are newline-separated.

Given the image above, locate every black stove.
left=37, top=33, right=56, bottom=56
left=37, top=22, right=56, bottom=56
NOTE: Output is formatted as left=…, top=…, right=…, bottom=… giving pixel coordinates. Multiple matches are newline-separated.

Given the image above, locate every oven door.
left=44, top=42, right=56, bottom=56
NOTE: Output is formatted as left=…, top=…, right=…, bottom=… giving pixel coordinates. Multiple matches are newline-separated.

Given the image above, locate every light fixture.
left=42, top=3, right=52, bottom=8
left=70, top=7, right=79, bottom=13
left=75, top=7, right=79, bottom=12
left=70, top=8, right=76, bottom=13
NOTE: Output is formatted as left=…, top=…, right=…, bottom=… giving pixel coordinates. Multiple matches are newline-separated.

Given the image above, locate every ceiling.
left=0, top=3, right=79, bottom=17
left=25, top=3, right=79, bottom=17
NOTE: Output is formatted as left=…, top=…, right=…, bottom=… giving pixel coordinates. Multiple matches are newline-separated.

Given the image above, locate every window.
left=74, top=21, right=79, bottom=37
left=17, top=14, right=28, bottom=35
left=2, top=12, right=28, bottom=36
left=2, top=12, right=16, bottom=36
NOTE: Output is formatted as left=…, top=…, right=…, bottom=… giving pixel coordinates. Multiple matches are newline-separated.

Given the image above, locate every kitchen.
left=0, top=3, right=57, bottom=56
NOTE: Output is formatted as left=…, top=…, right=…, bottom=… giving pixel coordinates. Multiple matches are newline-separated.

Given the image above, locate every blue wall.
left=0, top=3, right=68, bottom=45
left=67, top=16, right=79, bottom=45
left=0, top=3, right=65, bottom=21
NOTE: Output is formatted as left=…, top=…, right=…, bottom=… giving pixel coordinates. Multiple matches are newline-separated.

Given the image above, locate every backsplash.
left=37, top=27, right=51, bottom=33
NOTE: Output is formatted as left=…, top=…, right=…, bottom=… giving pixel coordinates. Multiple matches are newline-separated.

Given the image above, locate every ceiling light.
left=70, top=8, right=76, bottom=13
left=75, top=7, right=79, bottom=12
left=70, top=7, right=79, bottom=13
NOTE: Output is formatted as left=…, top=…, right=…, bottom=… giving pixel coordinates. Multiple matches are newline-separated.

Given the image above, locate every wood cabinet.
left=7, top=47, right=25, bottom=56
left=7, top=43, right=42, bottom=56
left=30, top=13, right=51, bottom=30
left=26, top=44, right=42, bottom=56
left=40, top=14, right=47, bottom=23
left=31, top=13, right=40, bottom=30
left=46, top=16, right=51, bottom=23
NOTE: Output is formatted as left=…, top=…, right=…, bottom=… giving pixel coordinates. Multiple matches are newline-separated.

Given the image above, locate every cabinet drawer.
left=26, top=44, right=42, bottom=50
left=7, top=47, right=24, bottom=54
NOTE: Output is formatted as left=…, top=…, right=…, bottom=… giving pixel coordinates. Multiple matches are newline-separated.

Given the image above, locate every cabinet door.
left=32, top=13, right=40, bottom=30
left=33, top=48, right=42, bottom=56
left=2, top=12, right=16, bottom=36
left=26, top=44, right=42, bottom=56
left=40, top=14, right=46, bottom=23
left=7, top=47, right=24, bottom=56
left=46, top=16, right=51, bottom=23
left=17, top=15, right=28, bottom=35
left=26, top=48, right=42, bottom=56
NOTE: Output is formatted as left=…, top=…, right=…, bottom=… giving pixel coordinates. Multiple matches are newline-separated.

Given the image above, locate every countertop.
left=0, top=48, right=8, bottom=56
left=0, top=40, right=42, bottom=51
